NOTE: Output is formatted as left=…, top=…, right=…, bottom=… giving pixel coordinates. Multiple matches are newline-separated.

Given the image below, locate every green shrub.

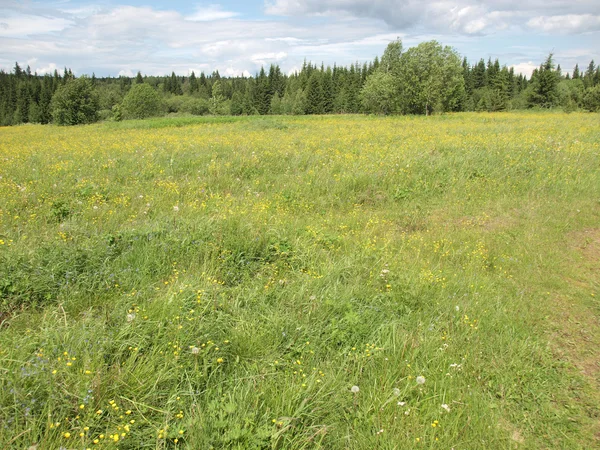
left=582, top=85, right=600, bottom=112
left=51, top=77, right=100, bottom=125
left=121, top=83, right=162, bottom=119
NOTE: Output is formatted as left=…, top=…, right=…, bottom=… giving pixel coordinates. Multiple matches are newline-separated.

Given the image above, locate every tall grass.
left=0, top=112, right=598, bottom=448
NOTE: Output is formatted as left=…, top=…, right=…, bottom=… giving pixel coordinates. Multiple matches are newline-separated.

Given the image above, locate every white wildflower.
left=441, top=404, right=451, bottom=413
left=173, top=205, right=179, bottom=212
left=191, top=347, right=200, bottom=355
left=351, top=385, right=360, bottom=394
left=416, top=375, right=426, bottom=385
left=397, top=401, right=406, bottom=407
left=126, top=313, right=135, bottom=322
left=392, top=388, right=401, bottom=397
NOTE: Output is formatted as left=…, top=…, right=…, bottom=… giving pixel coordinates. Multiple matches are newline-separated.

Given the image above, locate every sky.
left=1, top=0, right=599, bottom=78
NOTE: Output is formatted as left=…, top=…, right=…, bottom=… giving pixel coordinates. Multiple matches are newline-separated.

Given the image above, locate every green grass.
left=0, top=112, right=599, bottom=449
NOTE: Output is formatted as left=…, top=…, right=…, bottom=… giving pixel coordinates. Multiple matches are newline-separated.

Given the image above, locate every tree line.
left=1, top=39, right=599, bottom=126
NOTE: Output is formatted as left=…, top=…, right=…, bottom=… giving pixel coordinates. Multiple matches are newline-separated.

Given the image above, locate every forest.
left=1, top=39, right=599, bottom=126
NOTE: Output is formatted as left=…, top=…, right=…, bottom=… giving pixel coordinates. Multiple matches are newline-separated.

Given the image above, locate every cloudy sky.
left=1, top=0, right=599, bottom=78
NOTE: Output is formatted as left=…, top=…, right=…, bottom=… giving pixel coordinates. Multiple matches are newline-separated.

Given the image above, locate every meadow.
left=0, top=112, right=599, bottom=449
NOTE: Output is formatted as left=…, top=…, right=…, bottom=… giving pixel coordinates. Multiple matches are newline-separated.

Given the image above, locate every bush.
left=163, top=96, right=209, bottom=115
left=51, top=77, right=100, bottom=125
left=582, top=86, right=600, bottom=112
left=121, top=83, right=162, bottom=119
left=97, top=109, right=113, bottom=121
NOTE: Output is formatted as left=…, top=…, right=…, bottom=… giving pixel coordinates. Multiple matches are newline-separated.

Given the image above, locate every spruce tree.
left=584, top=61, right=596, bottom=88
left=15, top=82, right=30, bottom=124
left=189, top=71, right=198, bottom=93
left=254, top=67, right=270, bottom=114
left=527, top=54, right=560, bottom=108
left=472, top=59, right=486, bottom=89
left=305, top=72, right=324, bottom=114
left=322, top=68, right=334, bottom=113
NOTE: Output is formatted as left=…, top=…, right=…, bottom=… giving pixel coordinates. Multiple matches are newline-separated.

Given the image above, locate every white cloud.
left=527, top=14, right=600, bottom=34
left=224, top=67, right=252, bottom=77
left=35, top=62, right=58, bottom=75
left=510, top=61, right=538, bottom=77
left=251, top=51, right=288, bottom=62
left=0, top=1, right=598, bottom=79
left=0, top=13, right=73, bottom=37
left=186, top=5, right=240, bottom=21
left=264, top=0, right=599, bottom=35
left=118, top=69, right=136, bottom=77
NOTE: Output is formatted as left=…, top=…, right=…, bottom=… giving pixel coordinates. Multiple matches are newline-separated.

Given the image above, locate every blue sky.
left=1, top=0, right=599, bottom=78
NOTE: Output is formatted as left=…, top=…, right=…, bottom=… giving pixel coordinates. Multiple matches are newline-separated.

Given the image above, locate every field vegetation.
left=0, top=112, right=599, bottom=449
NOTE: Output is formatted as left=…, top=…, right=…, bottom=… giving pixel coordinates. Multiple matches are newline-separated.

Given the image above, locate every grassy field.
left=0, top=112, right=599, bottom=449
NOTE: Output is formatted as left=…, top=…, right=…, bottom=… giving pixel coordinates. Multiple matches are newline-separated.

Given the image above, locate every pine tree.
left=270, top=92, right=283, bottom=115
left=230, top=91, right=243, bottom=115
left=527, top=54, right=560, bottom=108
left=136, top=71, right=144, bottom=84
left=462, top=57, right=472, bottom=95
left=472, top=59, right=486, bottom=89
left=242, top=79, right=258, bottom=115
left=209, top=80, right=226, bottom=115
left=322, top=68, right=334, bottom=113
left=584, top=60, right=596, bottom=88
left=170, top=72, right=182, bottom=95
left=39, top=75, right=53, bottom=124
left=189, top=71, right=198, bottom=93
left=305, top=72, right=324, bottom=114
left=15, top=83, right=30, bottom=124
left=573, top=64, right=580, bottom=79
left=254, top=67, right=270, bottom=114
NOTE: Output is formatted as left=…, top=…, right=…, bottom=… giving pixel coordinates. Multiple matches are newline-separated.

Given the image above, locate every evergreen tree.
left=472, top=59, right=486, bottom=89
left=305, top=72, right=324, bottom=114
left=573, top=64, right=580, bottom=79
left=15, top=82, right=30, bottom=123
left=39, top=75, right=53, bottom=124
left=322, top=68, right=335, bottom=113
left=14, top=62, right=23, bottom=78
left=209, top=80, right=226, bottom=115
left=170, top=72, right=182, bottom=95
left=242, top=79, right=258, bottom=115
left=584, top=60, right=596, bottom=88
left=292, top=89, right=307, bottom=115
left=270, top=92, right=283, bottom=115
left=189, top=71, right=198, bottom=93
left=230, top=91, right=244, bottom=115
left=527, top=54, right=560, bottom=108
left=136, top=71, right=144, bottom=84
left=254, top=67, right=270, bottom=114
